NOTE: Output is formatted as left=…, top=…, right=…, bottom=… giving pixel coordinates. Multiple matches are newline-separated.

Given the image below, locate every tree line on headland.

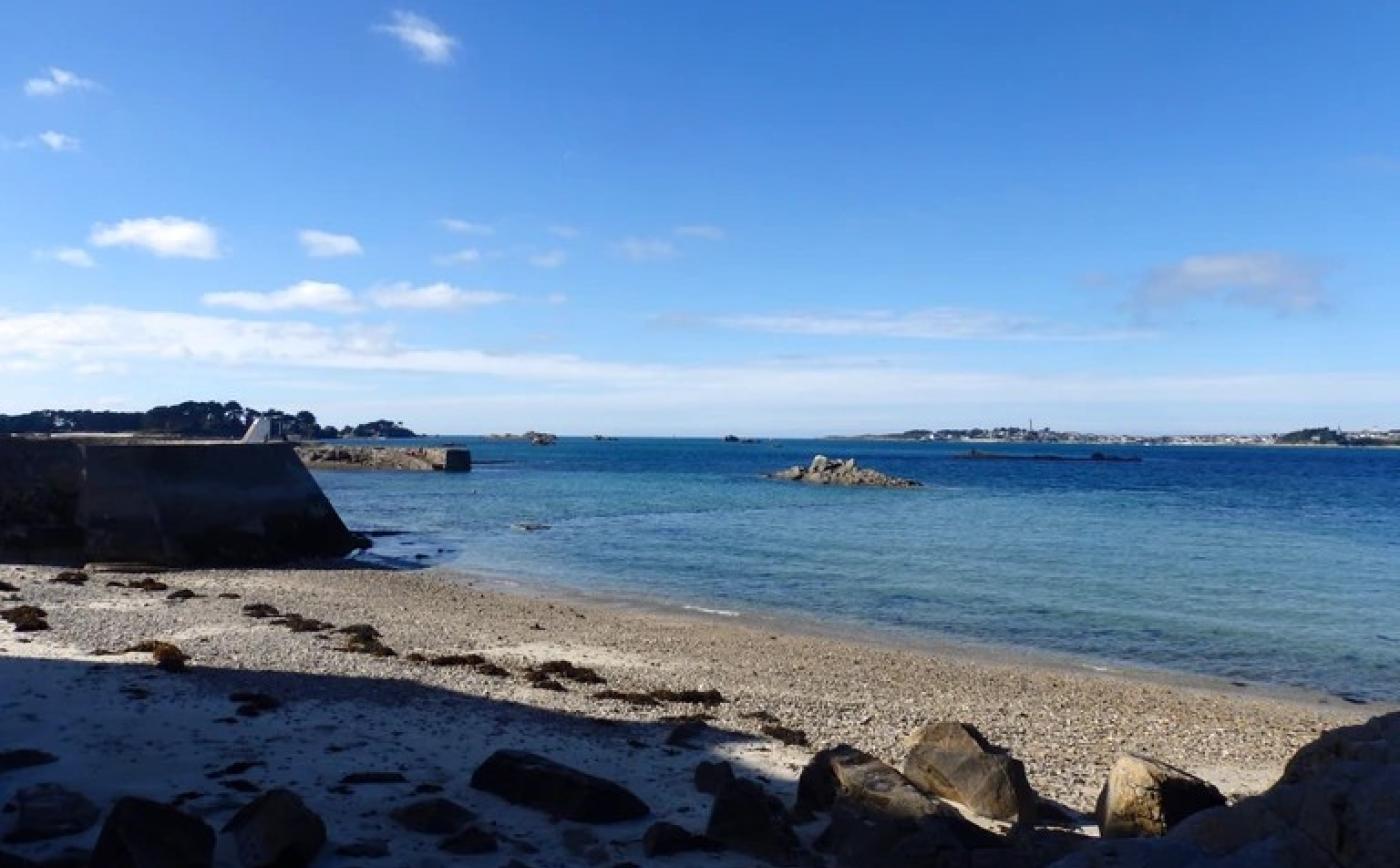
left=0, top=400, right=418, bottom=439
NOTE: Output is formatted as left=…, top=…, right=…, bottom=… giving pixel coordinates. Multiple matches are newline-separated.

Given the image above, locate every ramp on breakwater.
left=0, top=438, right=362, bottom=566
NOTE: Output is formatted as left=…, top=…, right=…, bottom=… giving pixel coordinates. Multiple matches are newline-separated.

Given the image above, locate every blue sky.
left=2, top=2, right=1398, bottom=434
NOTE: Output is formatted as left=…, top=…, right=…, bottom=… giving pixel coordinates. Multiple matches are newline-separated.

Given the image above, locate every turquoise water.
left=315, top=438, right=1400, bottom=702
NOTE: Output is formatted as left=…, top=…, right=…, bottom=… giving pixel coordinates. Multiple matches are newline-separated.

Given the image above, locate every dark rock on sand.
left=706, top=778, right=803, bottom=866
left=651, top=687, right=725, bottom=706
left=903, top=721, right=1037, bottom=823
left=762, top=723, right=809, bottom=747
left=229, top=693, right=280, bottom=717
left=3, top=785, right=100, bottom=843
left=471, top=750, right=649, bottom=823
left=694, top=760, right=736, bottom=795
left=51, top=571, right=88, bottom=586
left=642, top=822, right=721, bottom=857
left=334, top=839, right=389, bottom=859
left=0, top=580, right=18, bottom=593
left=1093, top=753, right=1224, bottom=838
left=222, top=789, right=325, bottom=868
left=340, top=772, right=407, bottom=785
left=815, top=799, right=1004, bottom=868
left=0, top=750, right=58, bottom=775
left=438, top=825, right=498, bottom=855
left=241, top=603, right=279, bottom=619
left=90, top=797, right=215, bottom=868
left=797, top=744, right=945, bottom=824
left=335, top=624, right=396, bottom=657
left=123, top=640, right=190, bottom=673
left=389, top=798, right=474, bottom=835
left=533, top=659, right=606, bottom=684
left=1, top=606, right=49, bottom=632
left=665, top=719, right=710, bottom=748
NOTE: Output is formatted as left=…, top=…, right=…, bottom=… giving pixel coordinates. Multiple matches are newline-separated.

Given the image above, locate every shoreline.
left=422, top=559, right=1388, bottom=710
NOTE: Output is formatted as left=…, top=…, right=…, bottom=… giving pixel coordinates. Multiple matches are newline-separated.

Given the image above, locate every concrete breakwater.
left=295, top=444, right=471, bottom=472
left=0, top=438, right=361, bottom=566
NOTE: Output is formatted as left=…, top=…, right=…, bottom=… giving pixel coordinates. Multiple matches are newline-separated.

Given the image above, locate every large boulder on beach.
left=1094, top=754, right=1224, bottom=838
left=2, top=784, right=100, bottom=843
left=903, top=721, right=1037, bottom=824
left=814, top=798, right=1006, bottom=868
left=1052, top=712, right=1400, bottom=867
left=768, top=455, right=922, bottom=488
left=470, top=750, right=648, bottom=823
left=706, top=777, right=804, bottom=866
left=222, top=789, right=326, bottom=868
left=90, top=797, right=215, bottom=868
left=797, top=744, right=946, bottom=822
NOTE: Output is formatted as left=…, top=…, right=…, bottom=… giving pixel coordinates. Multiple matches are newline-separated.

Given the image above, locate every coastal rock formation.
left=903, top=721, right=1038, bottom=824
left=295, top=445, right=470, bottom=472
left=642, top=821, right=721, bottom=857
left=3, top=785, right=100, bottom=843
left=705, top=777, right=804, bottom=866
left=470, top=750, right=649, bottom=823
left=90, top=798, right=215, bottom=868
left=797, top=745, right=945, bottom=823
left=769, top=455, right=922, bottom=488
left=1054, top=712, right=1400, bottom=865
left=389, top=798, right=474, bottom=835
left=1094, top=753, right=1224, bottom=838
left=222, top=789, right=326, bottom=868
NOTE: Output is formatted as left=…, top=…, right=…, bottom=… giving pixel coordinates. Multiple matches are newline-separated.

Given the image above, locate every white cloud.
left=440, top=218, right=493, bottom=235
left=370, top=282, right=512, bottom=310
left=549, top=225, right=581, bottom=239
left=545, top=292, right=569, bottom=305
left=89, top=217, right=221, bottom=260
left=23, top=67, right=97, bottom=97
left=529, top=249, right=567, bottom=269
left=298, top=229, right=363, bottom=258
left=614, top=237, right=677, bottom=262
left=1133, top=252, right=1327, bottom=315
left=375, top=10, right=458, bottom=64
left=34, top=247, right=95, bottom=268
left=203, top=281, right=359, bottom=314
left=37, top=131, right=80, bottom=152
left=681, top=308, right=1146, bottom=342
left=674, top=224, right=726, bottom=240
left=434, top=248, right=483, bottom=266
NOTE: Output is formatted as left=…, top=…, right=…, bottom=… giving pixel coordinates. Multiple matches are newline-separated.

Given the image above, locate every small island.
left=768, top=455, right=922, bottom=488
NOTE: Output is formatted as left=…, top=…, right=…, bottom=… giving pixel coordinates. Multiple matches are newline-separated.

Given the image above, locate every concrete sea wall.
left=0, top=439, right=362, bottom=566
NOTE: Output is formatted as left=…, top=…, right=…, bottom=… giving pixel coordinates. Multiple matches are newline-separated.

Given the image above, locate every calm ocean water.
left=315, top=437, right=1400, bottom=702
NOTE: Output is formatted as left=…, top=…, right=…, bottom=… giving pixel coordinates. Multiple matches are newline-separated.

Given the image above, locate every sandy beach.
left=0, top=562, right=1386, bottom=866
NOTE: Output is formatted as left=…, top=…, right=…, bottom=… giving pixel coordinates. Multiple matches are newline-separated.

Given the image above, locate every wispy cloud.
left=90, top=217, right=221, bottom=260
left=528, top=249, right=567, bottom=269
left=1132, top=252, right=1327, bottom=315
left=370, top=282, right=511, bottom=310
left=23, top=67, right=98, bottom=97
left=548, top=225, right=581, bottom=240
left=34, top=247, right=95, bottom=269
left=614, top=237, right=677, bottom=262
left=434, top=248, right=483, bottom=266
left=203, top=281, right=359, bottom=314
left=2, top=130, right=81, bottom=152
left=674, top=224, right=726, bottom=240
left=298, top=229, right=363, bottom=258
left=375, top=10, right=458, bottom=65
left=672, top=308, right=1148, bottom=341
left=440, top=218, right=493, bottom=235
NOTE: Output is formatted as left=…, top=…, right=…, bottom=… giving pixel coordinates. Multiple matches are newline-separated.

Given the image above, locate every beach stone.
left=1094, top=754, right=1224, bottom=838
left=642, top=821, right=720, bottom=857
left=471, top=750, right=649, bottom=823
left=3, top=784, right=100, bottom=843
left=815, top=798, right=1001, bottom=868
left=705, top=778, right=803, bottom=866
left=333, top=839, right=389, bottom=859
left=0, top=750, right=57, bottom=775
left=438, top=825, right=498, bottom=855
left=222, top=788, right=326, bottom=868
left=903, top=721, right=1037, bottom=823
left=388, top=797, right=473, bottom=835
left=694, top=760, right=735, bottom=795
left=797, top=744, right=945, bottom=823
left=90, top=797, right=215, bottom=868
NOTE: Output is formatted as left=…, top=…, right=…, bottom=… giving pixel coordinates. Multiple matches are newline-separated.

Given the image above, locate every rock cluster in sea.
left=769, top=454, right=923, bottom=488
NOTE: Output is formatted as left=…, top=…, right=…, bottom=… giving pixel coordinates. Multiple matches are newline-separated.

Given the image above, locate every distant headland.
left=0, top=400, right=420, bottom=440
left=829, top=425, right=1400, bottom=447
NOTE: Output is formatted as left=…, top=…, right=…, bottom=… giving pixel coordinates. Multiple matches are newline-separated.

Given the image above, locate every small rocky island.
left=296, top=445, right=470, bottom=472
left=769, top=455, right=922, bottom=488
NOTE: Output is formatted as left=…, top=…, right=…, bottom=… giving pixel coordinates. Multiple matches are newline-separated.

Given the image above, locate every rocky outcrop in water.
left=295, top=445, right=470, bottom=472
left=769, top=455, right=922, bottom=488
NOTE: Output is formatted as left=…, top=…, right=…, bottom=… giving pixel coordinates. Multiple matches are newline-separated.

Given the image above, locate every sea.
left=313, top=437, right=1400, bottom=704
